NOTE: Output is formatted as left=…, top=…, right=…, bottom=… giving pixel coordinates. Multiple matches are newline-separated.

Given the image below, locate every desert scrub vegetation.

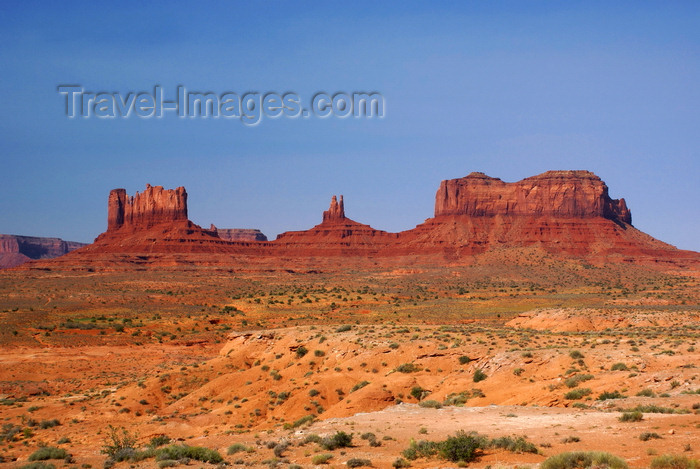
left=625, top=404, right=689, bottom=414
left=28, top=447, right=69, bottom=461
left=565, top=388, right=592, bottom=400
left=597, top=390, right=626, bottom=400
left=402, top=432, right=537, bottom=463
left=312, top=453, right=333, bottom=464
left=227, top=443, right=254, bottom=454
left=473, top=369, right=487, bottom=382
left=395, top=363, right=421, bottom=373
left=565, top=373, right=594, bottom=388
left=650, top=454, right=699, bottom=469
left=346, top=458, right=372, bottom=467
left=101, top=426, right=221, bottom=464
left=155, top=445, right=223, bottom=464
left=540, top=451, right=628, bottom=469
left=618, top=411, right=643, bottom=422
left=639, top=432, right=662, bottom=441
left=320, top=431, right=353, bottom=450
left=283, top=414, right=315, bottom=429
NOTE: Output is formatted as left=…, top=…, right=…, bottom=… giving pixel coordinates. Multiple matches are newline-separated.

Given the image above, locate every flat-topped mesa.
left=209, top=225, right=268, bottom=242
left=322, top=195, right=346, bottom=222
left=434, top=170, right=632, bottom=225
left=107, top=184, right=188, bottom=232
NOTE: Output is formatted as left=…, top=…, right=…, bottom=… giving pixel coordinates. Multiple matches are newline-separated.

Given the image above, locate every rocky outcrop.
left=107, top=184, right=188, bottom=232
left=434, top=171, right=632, bottom=224
left=275, top=195, right=397, bottom=254
left=0, top=234, right=87, bottom=268
left=210, top=225, right=268, bottom=242
left=24, top=171, right=699, bottom=270
left=323, top=195, right=345, bottom=222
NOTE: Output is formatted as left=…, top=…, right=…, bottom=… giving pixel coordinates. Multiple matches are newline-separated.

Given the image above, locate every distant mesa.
left=434, top=170, right=632, bottom=224
left=210, top=225, right=268, bottom=242
left=0, top=234, right=87, bottom=269
left=20, top=171, right=699, bottom=270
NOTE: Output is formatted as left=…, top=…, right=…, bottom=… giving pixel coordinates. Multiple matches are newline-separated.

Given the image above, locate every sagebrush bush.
left=320, top=431, right=353, bottom=450
left=155, top=445, right=223, bottom=463
left=28, top=447, right=68, bottom=461
left=227, top=443, right=252, bottom=454
left=439, top=431, right=485, bottom=462
left=598, top=390, right=625, bottom=401
left=540, top=451, right=628, bottom=469
left=650, top=454, right=699, bottom=469
left=312, top=453, right=333, bottom=464
left=565, top=388, right=592, bottom=400
left=619, top=411, right=643, bottom=422
left=489, top=435, right=538, bottom=453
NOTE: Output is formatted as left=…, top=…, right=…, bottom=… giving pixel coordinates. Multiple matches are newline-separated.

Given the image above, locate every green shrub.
left=157, top=460, right=177, bottom=468
left=402, top=440, right=440, bottom=460
left=38, top=419, right=60, bottom=429
left=335, top=325, right=352, bottom=333
left=610, top=363, right=628, bottom=371
left=347, top=458, right=372, bottom=467
left=410, top=386, right=426, bottom=400
left=639, top=432, right=662, bottom=441
left=296, top=346, right=308, bottom=358
left=148, top=435, right=171, bottom=448
left=101, top=425, right=137, bottom=458
left=619, top=411, right=643, bottom=422
left=395, top=363, right=421, bottom=373
left=312, top=453, right=333, bottom=464
left=28, top=447, right=68, bottom=461
left=627, top=405, right=686, bottom=414
left=636, top=389, right=656, bottom=397
left=569, top=350, right=585, bottom=360
left=541, top=451, right=628, bottom=469
left=489, top=435, right=538, bottom=453
left=597, top=390, right=625, bottom=401
left=565, top=388, right=592, bottom=400
left=351, top=381, right=370, bottom=393
left=228, top=443, right=253, bottom=454
left=320, top=431, right=353, bottom=450
left=473, top=369, right=487, bottom=382
left=565, top=374, right=594, bottom=388
left=155, top=445, right=223, bottom=463
left=418, top=400, right=442, bottom=409
left=650, top=455, right=699, bottom=469
left=439, top=431, right=484, bottom=463
left=458, top=356, right=471, bottom=365
left=392, top=457, right=410, bottom=468
left=284, top=414, right=316, bottom=429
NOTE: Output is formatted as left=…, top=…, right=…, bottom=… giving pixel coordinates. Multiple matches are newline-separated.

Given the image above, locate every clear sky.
left=1, top=1, right=698, bottom=251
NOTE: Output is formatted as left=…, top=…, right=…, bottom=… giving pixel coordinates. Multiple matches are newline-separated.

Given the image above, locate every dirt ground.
left=0, top=267, right=698, bottom=468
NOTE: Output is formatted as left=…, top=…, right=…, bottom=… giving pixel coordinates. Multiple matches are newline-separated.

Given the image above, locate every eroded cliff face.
left=434, top=171, right=632, bottom=224
left=323, top=195, right=346, bottom=222
left=25, top=172, right=698, bottom=271
left=0, top=234, right=87, bottom=268
left=107, top=184, right=188, bottom=232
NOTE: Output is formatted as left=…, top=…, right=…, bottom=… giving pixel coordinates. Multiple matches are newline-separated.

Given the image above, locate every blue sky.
left=1, top=1, right=698, bottom=251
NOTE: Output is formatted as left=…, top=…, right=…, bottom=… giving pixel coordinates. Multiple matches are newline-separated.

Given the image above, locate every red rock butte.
left=24, top=170, right=700, bottom=270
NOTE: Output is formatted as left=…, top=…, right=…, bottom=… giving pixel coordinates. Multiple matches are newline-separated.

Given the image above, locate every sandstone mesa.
left=19, top=170, right=700, bottom=270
